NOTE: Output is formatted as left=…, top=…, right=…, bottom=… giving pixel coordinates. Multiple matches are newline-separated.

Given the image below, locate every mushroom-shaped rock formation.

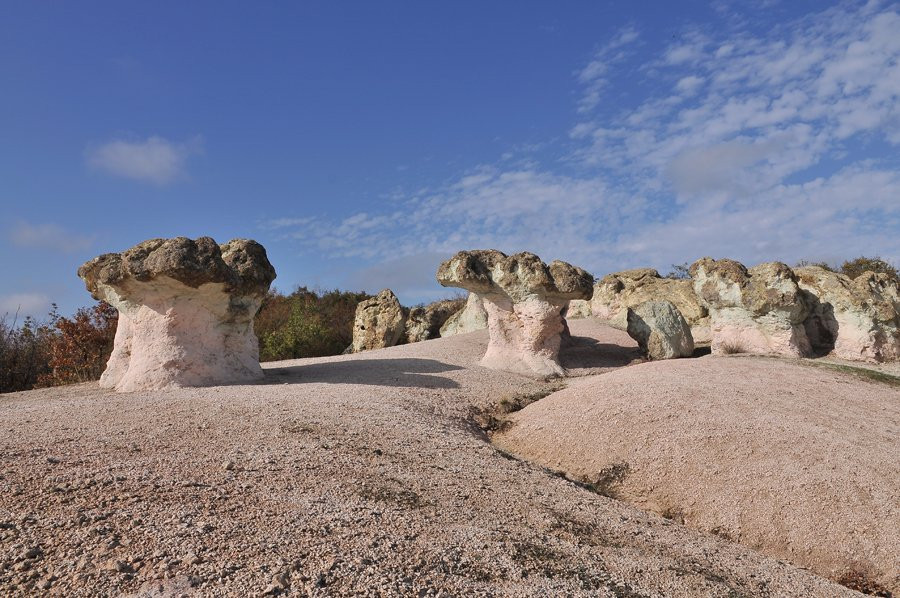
left=439, top=292, right=488, bottom=337
left=591, top=268, right=710, bottom=343
left=78, top=237, right=276, bottom=392
left=690, top=258, right=811, bottom=357
left=404, top=298, right=463, bottom=344
left=350, top=289, right=407, bottom=352
left=626, top=300, right=694, bottom=360
left=436, top=250, right=593, bottom=377
left=796, top=266, right=900, bottom=362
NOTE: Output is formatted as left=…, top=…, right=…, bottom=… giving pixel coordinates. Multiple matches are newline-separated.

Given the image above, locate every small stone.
left=223, top=460, right=235, bottom=471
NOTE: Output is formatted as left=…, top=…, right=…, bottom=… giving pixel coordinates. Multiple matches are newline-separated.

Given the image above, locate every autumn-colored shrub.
left=839, top=256, right=898, bottom=281
left=37, top=302, right=118, bottom=387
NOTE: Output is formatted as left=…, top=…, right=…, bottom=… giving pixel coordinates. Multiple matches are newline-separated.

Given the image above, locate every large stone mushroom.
left=78, top=237, right=276, bottom=391
left=436, top=250, right=593, bottom=377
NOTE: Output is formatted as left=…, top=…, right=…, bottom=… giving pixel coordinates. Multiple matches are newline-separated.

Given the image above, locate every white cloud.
left=576, top=26, right=640, bottom=112
left=8, top=221, right=95, bottom=253
left=86, top=135, right=202, bottom=184
left=0, top=293, right=51, bottom=318
left=675, top=75, right=704, bottom=95
left=266, top=2, right=900, bottom=293
left=261, top=217, right=316, bottom=230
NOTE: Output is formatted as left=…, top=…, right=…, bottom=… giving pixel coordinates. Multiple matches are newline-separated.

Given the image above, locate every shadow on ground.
left=262, top=358, right=464, bottom=389
left=561, top=336, right=642, bottom=370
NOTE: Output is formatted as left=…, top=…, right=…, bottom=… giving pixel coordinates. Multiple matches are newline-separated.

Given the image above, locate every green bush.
left=256, top=287, right=370, bottom=361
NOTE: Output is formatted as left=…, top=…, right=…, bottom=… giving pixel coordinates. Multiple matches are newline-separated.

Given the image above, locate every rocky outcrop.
left=565, top=299, right=592, bottom=319
left=690, top=258, right=811, bottom=357
left=78, top=237, right=276, bottom=392
left=796, top=266, right=900, bottom=362
left=626, top=301, right=694, bottom=360
left=591, top=269, right=710, bottom=343
left=350, top=289, right=407, bottom=352
left=439, top=293, right=488, bottom=337
left=404, top=298, right=465, bottom=343
left=436, top=250, right=593, bottom=377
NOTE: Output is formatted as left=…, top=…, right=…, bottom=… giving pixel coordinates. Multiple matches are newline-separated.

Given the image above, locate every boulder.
left=404, top=298, right=465, bottom=343
left=565, top=299, right=592, bottom=319
left=436, top=250, right=593, bottom=377
left=690, top=258, right=811, bottom=357
left=591, top=269, right=710, bottom=343
left=626, top=300, right=694, bottom=360
left=78, top=237, right=276, bottom=392
left=439, top=293, right=488, bottom=337
left=796, top=266, right=900, bottom=362
left=351, top=289, right=406, bottom=352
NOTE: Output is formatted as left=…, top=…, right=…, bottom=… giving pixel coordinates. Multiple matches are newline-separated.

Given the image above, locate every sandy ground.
left=0, top=320, right=870, bottom=597
left=495, top=352, right=900, bottom=594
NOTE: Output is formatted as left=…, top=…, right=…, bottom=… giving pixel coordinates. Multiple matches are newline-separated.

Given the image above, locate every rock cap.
left=78, top=237, right=276, bottom=299
left=436, top=250, right=593, bottom=303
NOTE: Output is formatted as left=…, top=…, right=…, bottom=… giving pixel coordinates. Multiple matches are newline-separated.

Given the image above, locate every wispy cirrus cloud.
left=8, top=221, right=95, bottom=253
left=86, top=135, right=202, bottom=185
left=266, top=2, right=900, bottom=297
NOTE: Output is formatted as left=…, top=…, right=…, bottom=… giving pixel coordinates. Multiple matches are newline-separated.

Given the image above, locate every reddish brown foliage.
left=36, top=302, right=118, bottom=387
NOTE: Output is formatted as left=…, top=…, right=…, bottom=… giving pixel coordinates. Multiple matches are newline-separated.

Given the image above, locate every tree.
left=38, top=301, right=118, bottom=386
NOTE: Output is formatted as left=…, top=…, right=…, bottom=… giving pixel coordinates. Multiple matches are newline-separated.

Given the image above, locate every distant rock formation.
left=78, top=237, right=276, bottom=392
left=404, top=299, right=464, bottom=343
left=350, top=289, right=406, bottom=352
left=436, top=250, right=593, bottom=377
left=439, top=293, right=488, bottom=337
left=690, top=258, right=811, bottom=357
left=796, top=266, right=900, bottom=362
left=591, top=268, right=710, bottom=343
left=565, top=299, right=592, bottom=319
left=626, top=300, right=694, bottom=360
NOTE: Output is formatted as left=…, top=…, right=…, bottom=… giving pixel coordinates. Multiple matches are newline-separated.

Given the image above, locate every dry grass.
left=719, top=341, right=748, bottom=355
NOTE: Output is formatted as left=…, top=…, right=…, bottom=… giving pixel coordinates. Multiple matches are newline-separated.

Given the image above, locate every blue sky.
left=2, top=1, right=899, bottom=318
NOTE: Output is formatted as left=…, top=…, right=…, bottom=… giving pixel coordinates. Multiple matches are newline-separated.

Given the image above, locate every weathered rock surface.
left=796, top=266, right=900, bottom=362
left=565, top=299, right=592, bottom=319
left=626, top=300, right=694, bottom=360
left=351, top=289, right=406, bottom=352
left=439, top=292, right=488, bottom=337
left=591, top=269, right=710, bottom=343
left=436, top=250, right=593, bottom=377
left=404, top=298, right=465, bottom=344
left=690, top=258, right=811, bottom=357
left=78, top=237, right=276, bottom=392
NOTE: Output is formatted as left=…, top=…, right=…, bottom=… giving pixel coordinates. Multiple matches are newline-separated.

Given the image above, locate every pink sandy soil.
left=0, top=319, right=878, bottom=596
left=495, top=347, right=900, bottom=594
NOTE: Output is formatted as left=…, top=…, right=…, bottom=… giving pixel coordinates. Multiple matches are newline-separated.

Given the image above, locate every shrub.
left=37, top=302, right=118, bottom=387
left=664, top=262, right=691, bottom=280
left=839, top=256, right=898, bottom=281
left=256, top=287, right=370, bottom=361
left=0, top=312, right=55, bottom=393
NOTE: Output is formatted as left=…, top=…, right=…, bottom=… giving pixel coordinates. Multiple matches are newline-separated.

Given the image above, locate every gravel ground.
left=0, top=320, right=860, bottom=597
left=495, top=352, right=900, bottom=595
